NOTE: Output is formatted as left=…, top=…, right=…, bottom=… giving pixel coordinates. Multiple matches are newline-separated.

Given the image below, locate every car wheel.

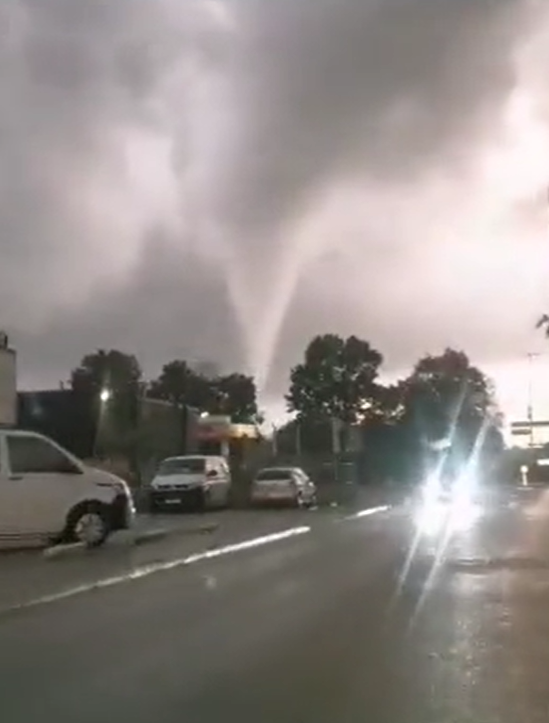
left=65, top=502, right=110, bottom=548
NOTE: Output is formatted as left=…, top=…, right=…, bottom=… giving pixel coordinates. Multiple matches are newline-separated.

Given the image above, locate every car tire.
left=64, top=501, right=111, bottom=548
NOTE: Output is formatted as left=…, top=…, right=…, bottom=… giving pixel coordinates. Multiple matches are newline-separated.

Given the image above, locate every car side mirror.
left=207, top=469, right=218, bottom=478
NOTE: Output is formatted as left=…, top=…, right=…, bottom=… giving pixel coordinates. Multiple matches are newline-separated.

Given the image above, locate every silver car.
left=250, top=467, right=317, bottom=508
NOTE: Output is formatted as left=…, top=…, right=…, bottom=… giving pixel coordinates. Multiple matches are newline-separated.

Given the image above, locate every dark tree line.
left=283, top=334, right=504, bottom=480
left=70, top=349, right=259, bottom=459
left=67, top=335, right=505, bottom=480
left=67, top=350, right=261, bottom=472
left=70, top=351, right=260, bottom=426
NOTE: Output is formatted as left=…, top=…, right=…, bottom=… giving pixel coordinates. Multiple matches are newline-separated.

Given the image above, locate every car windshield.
left=157, top=458, right=206, bottom=476
left=256, top=468, right=293, bottom=481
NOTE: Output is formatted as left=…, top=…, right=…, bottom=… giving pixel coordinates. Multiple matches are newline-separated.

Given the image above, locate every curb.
left=132, top=522, right=218, bottom=546
left=43, top=542, right=86, bottom=559
left=43, top=522, right=220, bottom=559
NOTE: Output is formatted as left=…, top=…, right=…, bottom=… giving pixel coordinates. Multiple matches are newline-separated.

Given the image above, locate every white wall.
left=0, top=348, right=16, bottom=426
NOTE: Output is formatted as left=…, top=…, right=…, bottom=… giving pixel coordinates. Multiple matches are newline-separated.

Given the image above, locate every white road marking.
left=5, top=505, right=391, bottom=614
left=344, top=505, right=390, bottom=520
left=3, top=526, right=311, bottom=614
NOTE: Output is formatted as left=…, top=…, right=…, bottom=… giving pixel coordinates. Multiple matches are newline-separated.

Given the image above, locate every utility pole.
left=271, top=423, right=278, bottom=458
left=331, top=417, right=342, bottom=483
left=527, top=352, right=540, bottom=448
left=295, top=418, right=302, bottom=459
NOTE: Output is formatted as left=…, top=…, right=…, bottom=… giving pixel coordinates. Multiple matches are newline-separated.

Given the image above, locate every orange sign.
left=194, top=415, right=259, bottom=441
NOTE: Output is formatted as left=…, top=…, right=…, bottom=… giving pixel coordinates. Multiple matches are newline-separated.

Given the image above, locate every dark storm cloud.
left=1, top=0, right=546, bottom=404
left=0, top=0, right=186, bottom=320
left=15, top=236, right=240, bottom=387
left=217, top=0, right=523, bottom=247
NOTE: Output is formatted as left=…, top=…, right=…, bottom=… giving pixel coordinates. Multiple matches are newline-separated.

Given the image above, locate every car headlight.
left=453, top=470, right=476, bottom=498
left=421, top=473, right=441, bottom=502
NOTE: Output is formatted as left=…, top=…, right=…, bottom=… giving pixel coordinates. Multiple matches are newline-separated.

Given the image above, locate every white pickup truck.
left=0, top=428, right=135, bottom=548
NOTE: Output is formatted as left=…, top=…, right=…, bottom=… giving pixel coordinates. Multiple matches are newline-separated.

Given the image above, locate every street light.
left=94, top=388, right=112, bottom=459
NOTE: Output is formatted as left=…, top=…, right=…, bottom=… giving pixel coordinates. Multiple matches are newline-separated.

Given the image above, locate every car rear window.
left=256, top=469, right=293, bottom=481
left=158, top=458, right=206, bottom=475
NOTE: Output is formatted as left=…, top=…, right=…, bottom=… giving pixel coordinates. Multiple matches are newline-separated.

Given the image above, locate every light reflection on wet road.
left=1, top=485, right=549, bottom=722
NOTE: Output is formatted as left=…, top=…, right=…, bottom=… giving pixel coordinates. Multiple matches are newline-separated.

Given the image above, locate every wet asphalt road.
left=1, top=485, right=549, bottom=722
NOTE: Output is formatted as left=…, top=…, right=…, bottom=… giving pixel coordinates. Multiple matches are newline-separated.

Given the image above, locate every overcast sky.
left=2, top=0, right=549, bottom=420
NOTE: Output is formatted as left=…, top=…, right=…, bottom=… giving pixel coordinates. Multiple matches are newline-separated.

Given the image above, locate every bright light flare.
left=416, top=495, right=480, bottom=535
left=416, top=468, right=481, bottom=535
left=449, top=494, right=481, bottom=532
left=421, top=473, right=441, bottom=503
left=416, top=499, right=448, bottom=535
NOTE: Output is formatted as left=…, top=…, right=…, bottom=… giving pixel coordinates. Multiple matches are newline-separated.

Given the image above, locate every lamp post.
left=94, top=388, right=112, bottom=458
left=271, top=423, right=278, bottom=457
left=331, top=417, right=343, bottom=483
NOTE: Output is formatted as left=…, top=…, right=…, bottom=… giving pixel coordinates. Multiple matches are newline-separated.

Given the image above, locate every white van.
left=149, top=455, right=231, bottom=511
left=0, top=429, right=135, bottom=548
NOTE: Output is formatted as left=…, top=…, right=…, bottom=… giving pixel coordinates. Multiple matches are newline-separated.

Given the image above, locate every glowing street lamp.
left=99, top=388, right=111, bottom=403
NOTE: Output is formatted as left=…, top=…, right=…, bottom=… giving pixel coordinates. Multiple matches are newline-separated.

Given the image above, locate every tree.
left=213, top=373, right=258, bottom=422
left=364, top=382, right=406, bottom=424
left=149, top=363, right=259, bottom=423
left=70, top=349, right=143, bottom=458
left=148, top=360, right=212, bottom=454
left=286, top=334, right=383, bottom=424
left=148, top=360, right=209, bottom=410
left=536, top=314, right=549, bottom=336
left=71, top=349, right=142, bottom=397
left=398, top=348, right=500, bottom=473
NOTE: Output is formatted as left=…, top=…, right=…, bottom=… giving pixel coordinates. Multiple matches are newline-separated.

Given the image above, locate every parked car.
left=250, top=467, right=317, bottom=508
left=149, top=455, right=231, bottom=512
left=0, top=429, right=135, bottom=548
